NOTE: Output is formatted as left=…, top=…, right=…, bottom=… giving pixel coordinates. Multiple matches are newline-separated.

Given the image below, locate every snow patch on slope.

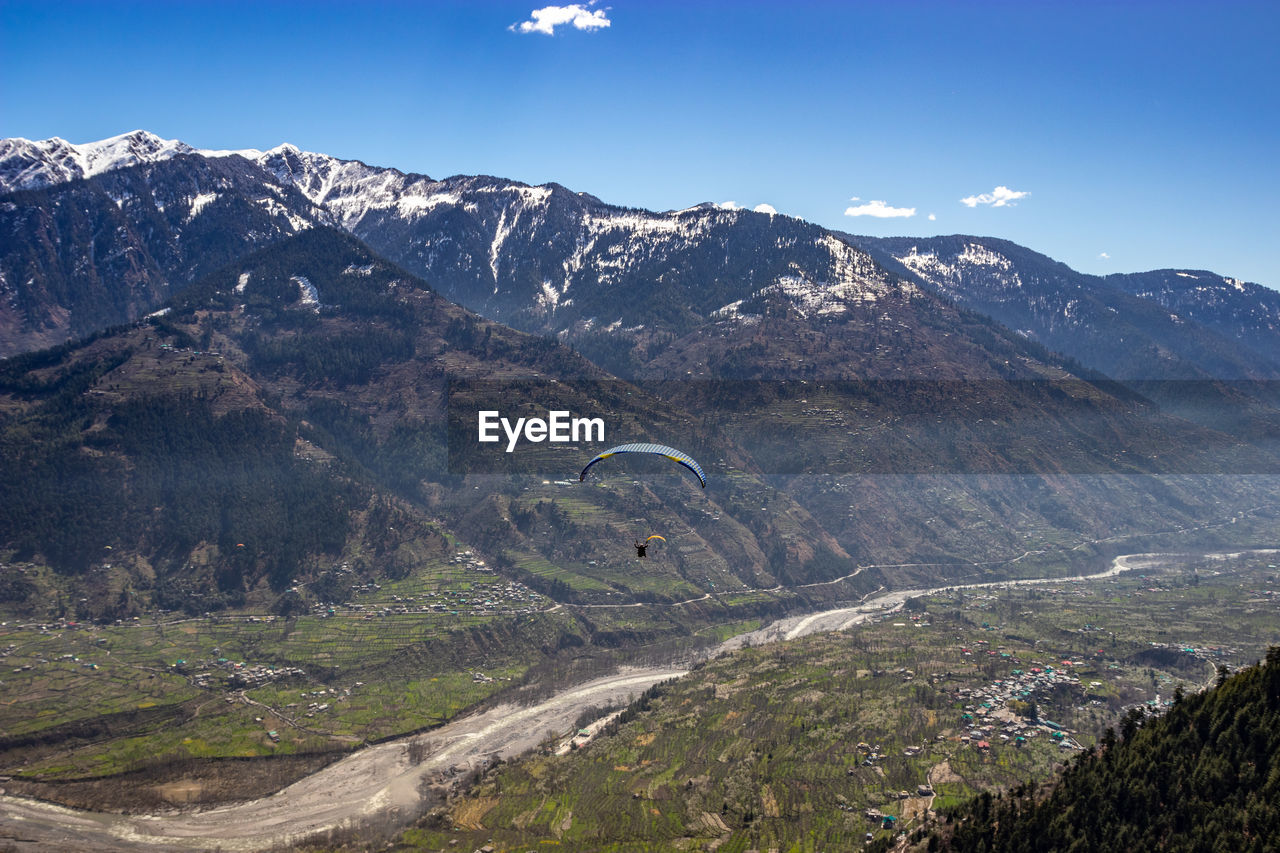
left=185, top=192, right=218, bottom=223
left=957, top=243, right=1014, bottom=270
left=897, top=242, right=1022, bottom=297
left=255, top=195, right=313, bottom=231
left=722, top=236, right=907, bottom=320
left=396, top=192, right=460, bottom=218
left=536, top=279, right=562, bottom=312
left=292, top=275, right=320, bottom=310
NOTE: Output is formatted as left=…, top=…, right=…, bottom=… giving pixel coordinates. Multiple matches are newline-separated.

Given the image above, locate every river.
left=0, top=550, right=1268, bottom=851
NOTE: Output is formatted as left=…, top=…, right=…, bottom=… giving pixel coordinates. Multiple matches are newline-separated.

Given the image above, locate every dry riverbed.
left=1, top=551, right=1256, bottom=851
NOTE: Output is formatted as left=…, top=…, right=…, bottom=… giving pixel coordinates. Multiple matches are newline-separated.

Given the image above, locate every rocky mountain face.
left=0, top=151, right=329, bottom=354
left=846, top=235, right=1280, bottom=383
left=4, top=132, right=1276, bottom=386
left=236, top=142, right=929, bottom=374
left=2, top=225, right=1271, bottom=621
left=102, top=142, right=1133, bottom=387
left=0, top=226, right=870, bottom=617
left=3, top=132, right=1279, bottom=616
left=1105, top=269, right=1280, bottom=367
left=0, top=134, right=1029, bottom=386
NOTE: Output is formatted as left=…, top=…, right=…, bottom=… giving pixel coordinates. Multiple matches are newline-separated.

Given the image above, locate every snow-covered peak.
left=0, top=130, right=308, bottom=195
left=0, top=130, right=198, bottom=193
left=249, top=147, right=567, bottom=234
left=0, top=136, right=82, bottom=192
left=198, top=144, right=266, bottom=160
left=251, top=144, right=421, bottom=229
left=75, top=130, right=195, bottom=176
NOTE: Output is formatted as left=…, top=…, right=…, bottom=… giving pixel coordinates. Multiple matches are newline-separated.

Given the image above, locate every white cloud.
left=1098, top=252, right=1111, bottom=259
left=960, top=186, right=1029, bottom=208
left=844, top=196, right=916, bottom=218
left=716, top=201, right=741, bottom=210
left=928, top=213, right=936, bottom=221
left=753, top=203, right=777, bottom=215
left=511, top=3, right=611, bottom=35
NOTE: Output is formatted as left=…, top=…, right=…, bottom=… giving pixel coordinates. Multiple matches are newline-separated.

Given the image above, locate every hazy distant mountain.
left=846, top=235, right=1280, bottom=382
left=1105, top=269, right=1280, bottom=367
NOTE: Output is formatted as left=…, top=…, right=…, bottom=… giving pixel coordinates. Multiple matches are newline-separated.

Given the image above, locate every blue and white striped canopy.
left=579, top=443, right=706, bottom=488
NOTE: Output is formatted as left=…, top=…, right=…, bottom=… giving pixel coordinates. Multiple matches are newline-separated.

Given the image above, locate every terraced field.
left=402, top=552, right=1279, bottom=853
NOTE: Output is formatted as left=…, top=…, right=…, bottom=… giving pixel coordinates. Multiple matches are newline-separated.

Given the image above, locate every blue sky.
left=2, top=1, right=1277, bottom=287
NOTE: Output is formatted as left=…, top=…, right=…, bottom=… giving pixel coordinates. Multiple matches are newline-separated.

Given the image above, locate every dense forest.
left=0, top=367, right=354, bottom=596
left=927, top=647, right=1280, bottom=853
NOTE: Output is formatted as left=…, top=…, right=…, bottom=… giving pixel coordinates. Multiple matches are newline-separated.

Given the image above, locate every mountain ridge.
left=847, top=234, right=1280, bottom=382
left=3, top=130, right=1271, bottom=282
left=4, top=132, right=1275, bottom=396
left=0, top=151, right=332, bottom=354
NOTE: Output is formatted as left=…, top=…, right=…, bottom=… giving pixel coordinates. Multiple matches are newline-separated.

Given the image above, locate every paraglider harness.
left=634, top=540, right=648, bottom=558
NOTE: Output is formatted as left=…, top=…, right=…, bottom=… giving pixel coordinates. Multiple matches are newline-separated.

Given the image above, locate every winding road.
left=0, top=550, right=1270, bottom=851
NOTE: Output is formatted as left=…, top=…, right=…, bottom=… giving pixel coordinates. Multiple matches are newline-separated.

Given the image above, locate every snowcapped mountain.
left=0, top=130, right=201, bottom=193
left=253, top=143, right=428, bottom=232
left=1105, top=269, right=1280, bottom=366
left=214, top=141, right=959, bottom=371
left=848, top=235, right=1280, bottom=382
left=1, top=132, right=938, bottom=371
left=3, top=131, right=1276, bottom=388
left=0, top=130, right=415, bottom=226
left=0, top=148, right=329, bottom=354
left=4, top=132, right=1280, bottom=612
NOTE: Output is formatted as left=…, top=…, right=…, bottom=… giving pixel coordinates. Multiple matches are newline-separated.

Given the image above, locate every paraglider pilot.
left=634, top=539, right=648, bottom=558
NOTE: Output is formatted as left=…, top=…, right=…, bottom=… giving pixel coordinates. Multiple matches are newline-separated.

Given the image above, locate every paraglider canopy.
left=645, top=534, right=666, bottom=543
left=579, top=443, right=706, bottom=488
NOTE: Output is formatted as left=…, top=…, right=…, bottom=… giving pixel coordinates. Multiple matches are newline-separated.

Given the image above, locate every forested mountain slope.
left=0, top=152, right=330, bottom=355
left=0, top=227, right=866, bottom=620
left=929, top=648, right=1280, bottom=853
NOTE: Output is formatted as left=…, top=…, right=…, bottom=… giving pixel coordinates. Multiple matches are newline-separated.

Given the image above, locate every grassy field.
left=388, top=553, right=1279, bottom=853
left=1, top=547, right=1274, bottom=822
left=0, top=540, right=796, bottom=791
left=0, top=548, right=565, bottom=782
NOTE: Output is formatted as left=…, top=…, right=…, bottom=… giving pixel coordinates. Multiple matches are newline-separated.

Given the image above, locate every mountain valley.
left=0, top=131, right=1277, bottom=851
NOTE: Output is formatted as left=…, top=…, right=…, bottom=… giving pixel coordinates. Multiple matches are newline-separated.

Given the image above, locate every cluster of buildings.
left=952, top=660, right=1086, bottom=751
left=174, top=654, right=306, bottom=689
left=1144, top=639, right=1238, bottom=664
left=338, top=580, right=545, bottom=619
left=283, top=684, right=363, bottom=718
left=449, top=550, right=489, bottom=570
